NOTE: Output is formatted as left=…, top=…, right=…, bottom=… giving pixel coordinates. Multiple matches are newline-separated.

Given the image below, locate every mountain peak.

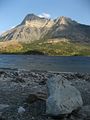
left=55, top=16, right=77, bottom=25
left=21, top=13, right=48, bottom=25
left=24, top=13, right=39, bottom=20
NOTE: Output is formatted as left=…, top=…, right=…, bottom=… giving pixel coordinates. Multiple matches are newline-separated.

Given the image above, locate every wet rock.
left=46, top=75, right=83, bottom=116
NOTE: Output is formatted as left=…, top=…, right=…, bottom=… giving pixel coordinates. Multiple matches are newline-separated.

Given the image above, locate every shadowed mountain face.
left=1, top=14, right=90, bottom=43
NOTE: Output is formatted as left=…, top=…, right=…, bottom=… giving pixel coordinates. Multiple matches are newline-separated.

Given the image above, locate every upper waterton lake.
left=0, top=55, right=90, bottom=72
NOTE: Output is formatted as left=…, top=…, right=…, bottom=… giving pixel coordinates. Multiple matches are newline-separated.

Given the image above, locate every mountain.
left=0, top=14, right=90, bottom=55
left=47, top=16, right=90, bottom=43
left=1, top=14, right=90, bottom=43
left=1, top=14, right=54, bottom=43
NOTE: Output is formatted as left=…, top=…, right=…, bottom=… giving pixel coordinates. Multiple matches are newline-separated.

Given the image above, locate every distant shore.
left=0, top=53, right=90, bottom=57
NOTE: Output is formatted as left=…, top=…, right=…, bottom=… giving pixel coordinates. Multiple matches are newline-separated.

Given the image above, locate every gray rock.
left=0, top=104, right=9, bottom=111
left=18, top=106, right=25, bottom=114
left=46, top=75, right=83, bottom=116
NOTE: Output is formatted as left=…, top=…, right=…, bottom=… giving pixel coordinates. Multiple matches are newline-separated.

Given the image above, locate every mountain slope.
left=1, top=14, right=54, bottom=43
left=0, top=14, right=90, bottom=55
left=46, top=16, right=90, bottom=43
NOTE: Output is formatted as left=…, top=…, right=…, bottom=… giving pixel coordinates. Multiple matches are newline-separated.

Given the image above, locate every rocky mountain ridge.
left=1, top=14, right=90, bottom=43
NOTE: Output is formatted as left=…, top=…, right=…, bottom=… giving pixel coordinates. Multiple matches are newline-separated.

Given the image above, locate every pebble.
left=18, top=106, right=25, bottom=114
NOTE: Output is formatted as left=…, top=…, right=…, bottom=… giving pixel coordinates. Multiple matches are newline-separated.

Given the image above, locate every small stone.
left=18, top=106, right=25, bottom=114
left=31, top=116, right=35, bottom=120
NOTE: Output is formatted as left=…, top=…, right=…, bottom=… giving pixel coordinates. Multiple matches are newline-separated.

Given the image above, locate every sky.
left=0, top=0, right=90, bottom=34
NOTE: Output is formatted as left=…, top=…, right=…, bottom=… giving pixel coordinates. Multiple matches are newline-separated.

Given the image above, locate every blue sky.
left=0, top=0, right=89, bottom=34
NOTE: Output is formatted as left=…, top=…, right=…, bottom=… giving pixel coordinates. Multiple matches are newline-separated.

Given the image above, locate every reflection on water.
left=0, top=55, right=90, bottom=72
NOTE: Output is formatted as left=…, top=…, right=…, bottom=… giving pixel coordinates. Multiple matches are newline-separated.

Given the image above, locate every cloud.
left=38, top=13, right=51, bottom=18
left=11, top=26, right=15, bottom=29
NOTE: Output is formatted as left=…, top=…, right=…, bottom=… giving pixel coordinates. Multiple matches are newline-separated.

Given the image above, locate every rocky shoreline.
left=0, top=69, right=90, bottom=120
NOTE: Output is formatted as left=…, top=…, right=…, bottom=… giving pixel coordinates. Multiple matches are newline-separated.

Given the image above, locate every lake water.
left=0, top=55, right=90, bottom=72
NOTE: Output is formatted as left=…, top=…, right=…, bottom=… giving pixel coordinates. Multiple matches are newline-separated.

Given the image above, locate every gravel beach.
left=0, top=69, right=90, bottom=120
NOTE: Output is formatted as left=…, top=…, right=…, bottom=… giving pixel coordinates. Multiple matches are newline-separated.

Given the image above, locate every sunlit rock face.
left=25, top=19, right=54, bottom=28
left=21, top=13, right=54, bottom=28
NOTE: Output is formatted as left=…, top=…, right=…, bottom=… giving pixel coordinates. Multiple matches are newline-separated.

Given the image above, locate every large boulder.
left=46, top=75, right=83, bottom=116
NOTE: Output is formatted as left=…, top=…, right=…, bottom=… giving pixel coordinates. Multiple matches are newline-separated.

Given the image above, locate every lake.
left=0, top=55, right=90, bottom=72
